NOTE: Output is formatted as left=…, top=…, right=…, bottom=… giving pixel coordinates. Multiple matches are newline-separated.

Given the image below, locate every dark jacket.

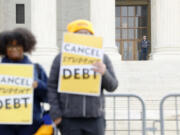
left=48, top=53, right=118, bottom=120
left=1, top=55, right=48, bottom=122
left=140, top=40, right=150, bottom=49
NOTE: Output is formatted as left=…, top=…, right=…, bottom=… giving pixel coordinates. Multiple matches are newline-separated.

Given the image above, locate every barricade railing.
left=160, top=94, right=180, bottom=135
left=105, top=94, right=146, bottom=135
left=56, top=93, right=180, bottom=135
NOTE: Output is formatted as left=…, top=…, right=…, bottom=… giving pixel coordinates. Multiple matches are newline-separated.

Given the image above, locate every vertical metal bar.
left=141, top=100, right=146, bottom=135
left=160, top=97, right=165, bottom=135
left=175, top=97, right=180, bottom=135
left=152, top=120, right=159, bottom=135
left=113, top=96, right=116, bottom=135
left=128, top=97, right=130, bottom=135
left=153, top=120, right=156, bottom=135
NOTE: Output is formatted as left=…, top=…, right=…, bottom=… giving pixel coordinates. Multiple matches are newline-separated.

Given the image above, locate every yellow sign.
left=0, top=64, right=34, bottom=124
left=58, top=33, right=103, bottom=96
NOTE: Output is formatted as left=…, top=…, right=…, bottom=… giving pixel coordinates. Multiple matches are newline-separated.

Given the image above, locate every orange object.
left=34, top=124, right=53, bottom=135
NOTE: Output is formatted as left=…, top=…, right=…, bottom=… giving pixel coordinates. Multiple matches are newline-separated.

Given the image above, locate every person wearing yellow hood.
left=48, top=19, right=118, bottom=135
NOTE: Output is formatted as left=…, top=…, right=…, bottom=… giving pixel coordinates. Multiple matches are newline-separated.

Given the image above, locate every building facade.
left=1, top=0, right=180, bottom=133
left=1, top=0, right=180, bottom=62
left=116, top=0, right=151, bottom=60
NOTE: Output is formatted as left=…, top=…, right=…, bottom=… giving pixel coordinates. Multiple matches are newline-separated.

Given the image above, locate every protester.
left=0, top=28, right=48, bottom=135
left=48, top=19, right=118, bottom=135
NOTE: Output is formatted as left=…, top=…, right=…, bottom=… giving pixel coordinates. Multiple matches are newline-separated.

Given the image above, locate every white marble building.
left=0, top=0, right=180, bottom=134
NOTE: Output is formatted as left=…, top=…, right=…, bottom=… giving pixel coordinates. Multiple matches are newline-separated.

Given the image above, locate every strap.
left=35, top=63, right=41, bottom=80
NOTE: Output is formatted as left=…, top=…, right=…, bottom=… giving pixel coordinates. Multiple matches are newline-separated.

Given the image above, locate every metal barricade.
left=160, top=94, right=180, bottom=135
left=105, top=94, right=146, bottom=135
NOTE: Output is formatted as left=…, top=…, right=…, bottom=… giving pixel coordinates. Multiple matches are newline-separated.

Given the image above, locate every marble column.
left=31, top=0, right=58, bottom=73
left=90, top=0, right=121, bottom=61
left=57, top=0, right=90, bottom=48
left=0, top=0, right=3, bottom=32
left=151, top=0, right=180, bottom=60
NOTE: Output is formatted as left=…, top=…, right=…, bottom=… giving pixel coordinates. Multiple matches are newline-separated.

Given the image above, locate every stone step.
left=107, top=58, right=180, bottom=100
left=105, top=119, right=179, bottom=135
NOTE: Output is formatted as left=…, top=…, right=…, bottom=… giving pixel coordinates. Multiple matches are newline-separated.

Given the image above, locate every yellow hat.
left=67, top=19, right=94, bottom=34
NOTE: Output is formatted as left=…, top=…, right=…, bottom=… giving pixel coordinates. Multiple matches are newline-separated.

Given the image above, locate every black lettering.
left=74, top=69, right=80, bottom=79
left=83, top=69, right=90, bottom=79
left=26, top=79, right=31, bottom=87
left=77, top=47, right=85, bottom=54
left=85, top=48, right=91, bottom=55
left=21, top=97, right=29, bottom=108
left=7, top=77, right=14, bottom=84
left=91, top=49, right=95, bottom=56
left=14, top=98, right=21, bottom=109
left=21, top=79, right=25, bottom=86
left=1, top=77, right=6, bottom=83
left=5, top=99, right=11, bottom=109
left=63, top=69, right=72, bottom=79
left=96, top=50, right=100, bottom=57
left=64, top=44, right=70, bottom=51
left=71, top=46, right=76, bottom=53
left=14, top=77, right=20, bottom=85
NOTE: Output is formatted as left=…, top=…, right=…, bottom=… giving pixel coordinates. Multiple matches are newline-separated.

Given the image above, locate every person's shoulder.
left=52, top=53, right=61, bottom=66
left=103, top=53, right=111, bottom=63
left=103, top=53, right=108, bottom=59
left=34, top=63, right=43, bottom=69
left=55, top=53, right=61, bottom=59
left=34, top=63, right=47, bottom=75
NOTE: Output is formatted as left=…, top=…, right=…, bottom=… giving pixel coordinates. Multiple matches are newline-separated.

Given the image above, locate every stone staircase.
left=112, top=60, right=180, bottom=97
left=104, top=58, right=180, bottom=135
